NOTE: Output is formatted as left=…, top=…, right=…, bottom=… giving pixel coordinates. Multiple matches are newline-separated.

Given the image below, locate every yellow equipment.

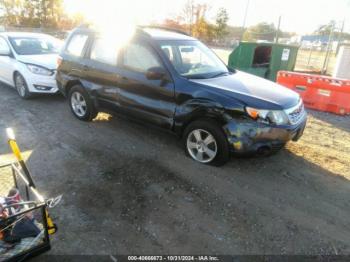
left=0, top=128, right=60, bottom=261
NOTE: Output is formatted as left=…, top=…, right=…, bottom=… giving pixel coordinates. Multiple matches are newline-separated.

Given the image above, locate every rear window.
left=66, top=34, right=88, bottom=57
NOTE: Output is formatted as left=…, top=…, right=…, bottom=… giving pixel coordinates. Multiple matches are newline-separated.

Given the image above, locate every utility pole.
left=321, top=21, right=335, bottom=75
left=338, top=19, right=345, bottom=45
left=275, top=16, right=281, bottom=43
left=240, top=0, right=250, bottom=40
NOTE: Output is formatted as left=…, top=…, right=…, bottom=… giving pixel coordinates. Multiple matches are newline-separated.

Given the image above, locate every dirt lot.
left=0, top=84, right=349, bottom=255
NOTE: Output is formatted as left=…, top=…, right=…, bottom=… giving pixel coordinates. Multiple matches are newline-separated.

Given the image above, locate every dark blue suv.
left=56, top=26, right=307, bottom=166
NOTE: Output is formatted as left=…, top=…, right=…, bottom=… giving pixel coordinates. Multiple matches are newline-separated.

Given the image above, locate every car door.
left=83, top=36, right=121, bottom=110
left=0, top=37, right=15, bottom=85
left=118, top=39, right=176, bottom=129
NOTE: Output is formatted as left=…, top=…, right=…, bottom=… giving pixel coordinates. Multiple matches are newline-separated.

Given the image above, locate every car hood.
left=191, top=71, right=300, bottom=110
left=17, top=54, right=58, bottom=70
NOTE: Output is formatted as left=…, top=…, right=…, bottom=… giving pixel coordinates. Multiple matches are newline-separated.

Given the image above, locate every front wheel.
left=183, top=120, right=230, bottom=166
left=14, top=73, right=31, bottom=99
left=68, top=85, right=97, bottom=121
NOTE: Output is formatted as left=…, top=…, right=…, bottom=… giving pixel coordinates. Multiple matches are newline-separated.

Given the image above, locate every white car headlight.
left=246, top=107, right=290, bottom=125
left=26, top=64, right=53, bottom=76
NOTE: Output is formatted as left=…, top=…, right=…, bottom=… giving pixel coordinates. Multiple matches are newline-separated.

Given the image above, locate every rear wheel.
left=183, top=120, right=230, bottom=166
left=68, top=85, right=97, bottom=121
left=14, top=73, right=31, bottom=99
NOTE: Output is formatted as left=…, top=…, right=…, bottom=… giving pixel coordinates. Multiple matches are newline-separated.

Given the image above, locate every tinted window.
left=90, top=37, right=118, bottom=66
left=123, top=42, right=161, bottom=72
left=66, top=34, right=88, bottom=57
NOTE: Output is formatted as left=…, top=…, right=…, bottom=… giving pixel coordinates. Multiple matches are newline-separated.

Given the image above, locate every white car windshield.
left=159, top=40, right=229, bottom=79
left=9, top=36, right=62, bottom=55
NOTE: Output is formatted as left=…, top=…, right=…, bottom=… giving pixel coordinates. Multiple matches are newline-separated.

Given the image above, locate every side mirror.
left=227, top=66, right=236, bottom=73
left=0, top=48, right=11, bottom=56
left=146, top=66, right=166, bottom=80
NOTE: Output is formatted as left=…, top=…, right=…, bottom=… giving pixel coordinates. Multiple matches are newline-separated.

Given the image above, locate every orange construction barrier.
left=277, top=71, right=350, bottom=115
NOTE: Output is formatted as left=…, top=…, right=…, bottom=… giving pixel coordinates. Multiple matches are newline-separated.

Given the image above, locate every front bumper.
left=223, top=114, right=307, bottom=154
left=25, top=73, right=58, bottom=94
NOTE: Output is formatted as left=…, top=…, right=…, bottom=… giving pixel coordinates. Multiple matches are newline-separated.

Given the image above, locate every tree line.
left=0, top=0, right=83, bottom=30
left=155, top=1, right=292, bottom=45
left=1, top=0, right=349, bottom=44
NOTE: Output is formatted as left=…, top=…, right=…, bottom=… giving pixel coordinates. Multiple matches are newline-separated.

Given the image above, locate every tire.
left=270, top=143, right=286, bottom=154
left=256, top=143, right=286, bottom=157
left=14, top=73, right=31, bottom=99
left=183, top=119, right=230, bottom=166
left=68, top=85, right=97, bottom=121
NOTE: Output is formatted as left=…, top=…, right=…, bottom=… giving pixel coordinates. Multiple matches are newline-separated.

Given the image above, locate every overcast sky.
left=64, top=0, right=350, bottom=34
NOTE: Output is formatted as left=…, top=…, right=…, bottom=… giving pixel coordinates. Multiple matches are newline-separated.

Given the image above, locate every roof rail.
left=137, top=25, right=190, bottom=36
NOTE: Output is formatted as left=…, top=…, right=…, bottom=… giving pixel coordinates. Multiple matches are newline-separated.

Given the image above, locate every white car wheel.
left=14, top=73, right=31, bottom=99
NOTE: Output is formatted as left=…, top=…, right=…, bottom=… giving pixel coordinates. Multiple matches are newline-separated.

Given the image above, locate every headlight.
left=26, top=64, right=53, bottom=76
left=246, top=107, right=289, bottom=125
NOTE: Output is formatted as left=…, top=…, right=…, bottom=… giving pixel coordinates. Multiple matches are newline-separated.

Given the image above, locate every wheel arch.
left=174, top=98, right=228, bottom=137
left=64, top=80, right=83, bottom=96
left=181, top=112, right=231, bottom=166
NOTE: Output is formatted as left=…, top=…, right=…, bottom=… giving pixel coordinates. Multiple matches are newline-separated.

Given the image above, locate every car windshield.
left=159, top=40, right=229, bottom=79
left=9, top=36, right=62, bottom=55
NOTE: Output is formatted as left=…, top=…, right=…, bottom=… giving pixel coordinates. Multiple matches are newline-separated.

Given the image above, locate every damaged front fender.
left=223, top=117, right=307, bottom=154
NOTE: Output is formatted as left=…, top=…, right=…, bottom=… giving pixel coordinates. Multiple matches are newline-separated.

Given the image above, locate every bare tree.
left=181, top=0, right=196, bottom=34
left=215, top=7, right=229, bottom=41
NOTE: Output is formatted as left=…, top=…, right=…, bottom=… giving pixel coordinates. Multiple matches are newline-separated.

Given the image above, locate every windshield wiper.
left=185, top=71, right=230, bottom=80
left=185, top=75, right=208, bottom=79
left=210, top=71, right=230, bottom=78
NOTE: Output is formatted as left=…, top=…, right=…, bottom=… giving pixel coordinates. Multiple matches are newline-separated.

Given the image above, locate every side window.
left=90, top=38, right=118, bottom=66
left=161, top=46, right=174, bottom=62
left=123, top=42, right=162, bottom=73
left=66, top=34, right=88, bottom=57
left=0, top=37, right=10, bottom=54
left=179, top=45, right=213, bottom=66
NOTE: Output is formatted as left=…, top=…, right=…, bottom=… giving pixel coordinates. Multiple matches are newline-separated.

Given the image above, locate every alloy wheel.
left=186, top=129, right=218, bottom=163
left=15, top=75, right=26, bottom=97
left=71, top=91, right=87, bottom=117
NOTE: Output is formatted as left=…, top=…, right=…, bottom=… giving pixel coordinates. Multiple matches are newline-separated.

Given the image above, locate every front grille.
left=285, top=101, right=306, bottom=125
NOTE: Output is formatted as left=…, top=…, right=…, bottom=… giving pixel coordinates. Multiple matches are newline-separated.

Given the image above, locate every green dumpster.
left=228, top=42, right=299, bottom=82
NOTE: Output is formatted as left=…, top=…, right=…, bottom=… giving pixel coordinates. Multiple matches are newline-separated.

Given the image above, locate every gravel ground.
left=0, top=84, right=349, bottom=255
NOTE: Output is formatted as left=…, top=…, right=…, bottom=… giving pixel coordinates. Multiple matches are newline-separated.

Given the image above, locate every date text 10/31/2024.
left=127, top=256, right=220, bottom=261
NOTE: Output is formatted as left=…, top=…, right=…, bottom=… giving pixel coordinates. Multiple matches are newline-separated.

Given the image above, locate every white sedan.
left=0, top=32, right=62, bottom=99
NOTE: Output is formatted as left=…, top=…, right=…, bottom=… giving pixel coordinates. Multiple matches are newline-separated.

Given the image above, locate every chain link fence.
left=294, top=47, right=336, bottom=75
